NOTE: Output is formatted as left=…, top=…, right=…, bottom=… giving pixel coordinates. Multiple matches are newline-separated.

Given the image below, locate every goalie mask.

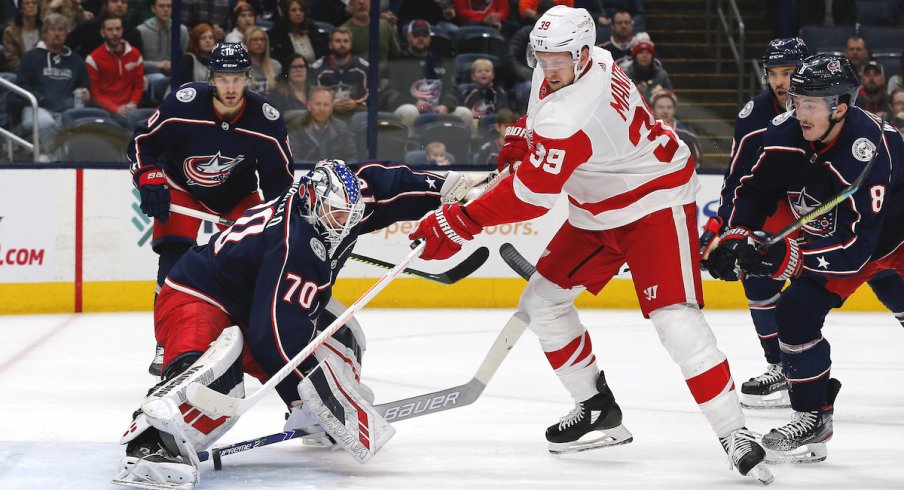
left=526, top=6, right=595, bottom=80
left=300, top=160, right=365, bottom=254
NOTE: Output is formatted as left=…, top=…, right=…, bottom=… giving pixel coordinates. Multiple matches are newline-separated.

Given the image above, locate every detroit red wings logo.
left=183, top=152, right=245, bottom=187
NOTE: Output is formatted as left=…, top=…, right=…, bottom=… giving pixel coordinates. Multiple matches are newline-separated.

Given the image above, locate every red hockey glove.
left=409, top=204, right=482, bottom=261
left=699, top=216, right=724, bottom=262
left=738, top=231, right=803, bottom=281
left=136, top=166, right=171, bottom=222
left=496, top=115, right=529, bottom=173
left=705, top=227, right=752, bottom=281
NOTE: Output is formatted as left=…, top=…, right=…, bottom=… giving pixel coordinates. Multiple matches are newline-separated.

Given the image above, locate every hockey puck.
left=213, top=449, right=222, bottom=471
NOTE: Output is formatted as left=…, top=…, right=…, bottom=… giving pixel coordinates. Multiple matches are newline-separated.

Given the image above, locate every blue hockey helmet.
left=302, top=160, right=365, bottom=255
left=207, top=43, right=252, bottom=75
left=787, top=54, right=860, bottom=110
left=762, top=37, right=809, bottom=69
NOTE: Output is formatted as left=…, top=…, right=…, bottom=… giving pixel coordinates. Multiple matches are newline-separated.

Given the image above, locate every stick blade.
left=499, top=243, right=536, bottom=280
left=437, top=246, right=490, bottom=283
left=185, top=383, right=241, bottom=418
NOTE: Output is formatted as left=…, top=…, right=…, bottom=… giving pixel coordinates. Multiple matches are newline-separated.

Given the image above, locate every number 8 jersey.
left=466, top=47, right=698, bottom=230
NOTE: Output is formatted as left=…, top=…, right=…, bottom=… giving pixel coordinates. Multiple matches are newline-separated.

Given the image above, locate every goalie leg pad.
left=297, top=356, right=395, bottom=463
left=518, top=272, right=599, bottom=403
left=649, top=303, right=745, bottom=437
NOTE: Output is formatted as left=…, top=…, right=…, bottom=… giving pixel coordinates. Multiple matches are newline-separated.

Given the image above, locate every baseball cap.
left=864, top=58, right=884, bottom=75
left=408, top=19, right=432, bottom=36
left=631, top=40, right=655, bottom=58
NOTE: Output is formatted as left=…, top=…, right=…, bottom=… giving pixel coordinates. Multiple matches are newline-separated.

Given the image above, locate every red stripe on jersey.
left=569, top=156, right=695, bottom=215
left=685, top=359, right=734, bottom=404
left=544, top=331, right=592, bottom=370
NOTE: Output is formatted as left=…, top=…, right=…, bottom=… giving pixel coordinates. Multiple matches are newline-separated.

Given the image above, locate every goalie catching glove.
left=707, top=226, right=802, bottom=282
left=409, top=203, right=482, bottom=260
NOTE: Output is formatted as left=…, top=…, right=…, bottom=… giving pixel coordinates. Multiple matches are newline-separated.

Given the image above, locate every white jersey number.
left=529, top=143, right=566, bottom=175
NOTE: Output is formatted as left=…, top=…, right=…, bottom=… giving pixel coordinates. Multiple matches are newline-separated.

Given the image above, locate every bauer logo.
left=382, top=391, right=461, bottom=421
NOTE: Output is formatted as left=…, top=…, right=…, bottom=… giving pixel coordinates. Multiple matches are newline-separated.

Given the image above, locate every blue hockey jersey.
left=716, top=90, right=784, bottom=224
left=729, top=107, right=904, bottom=277
left=128, top=82, right=294, bottom=214
left=163, top=163, right=446, bottom=403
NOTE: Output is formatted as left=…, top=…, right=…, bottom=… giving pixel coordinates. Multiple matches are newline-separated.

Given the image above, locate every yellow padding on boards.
left=0, top=278, right=891, bottom=314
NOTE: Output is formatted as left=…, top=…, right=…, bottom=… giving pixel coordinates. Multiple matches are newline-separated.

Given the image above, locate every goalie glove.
left=738, top=231, right=803, bottom=281
left=496, top=115, right=528, bottom=174
left=135, top=166, right=171, bottom=222
left=440, top=171, right=491, bottom=204
left=409, top=203, right=482, bottom=261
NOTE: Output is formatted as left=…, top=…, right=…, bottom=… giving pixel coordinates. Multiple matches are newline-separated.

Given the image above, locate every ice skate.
left=762, top=378, right=840, bottom=464
left=546, top=372, right=633, bottom=454
left=740, top=363, right=790, bottom=409
left=148, top=344, right=164, bottom=377
left=720, top=428, right=774, bottom=485
left=113, top=427, right=198, bottom=490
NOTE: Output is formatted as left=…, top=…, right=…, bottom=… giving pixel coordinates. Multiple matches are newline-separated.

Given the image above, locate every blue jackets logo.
left=183, top=152, right=245, bottom=187
left=788, top=187, right=836, bottom=235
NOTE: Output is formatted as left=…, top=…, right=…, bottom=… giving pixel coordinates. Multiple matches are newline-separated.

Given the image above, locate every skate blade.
left=746, top=462, right=774, bottom=485
left=763, top=443, right=827, bottom=464
left=740, top=391, right=791, bottom=409
left=548, top=424, right=634, bottom=454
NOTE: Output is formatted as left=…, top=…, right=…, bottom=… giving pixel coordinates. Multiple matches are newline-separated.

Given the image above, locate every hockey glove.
left=738, top=231, right=803, bottom=281
left=409, top=203, right=482, bottom=261
left=705, top=227, right=752, bottom=281
left=496, top=115, right=529, bottom=173
left=137, top=166, right=171, bottom=222
left=699, top=216, right=724, bottom=262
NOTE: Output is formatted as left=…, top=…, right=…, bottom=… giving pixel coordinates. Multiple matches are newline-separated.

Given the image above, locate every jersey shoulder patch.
left=772, top=111, right=792, bottom=126
left=738, top=100, right=754, bottom=119
left=175, top=87, right=197, bottom=103
left=852, top=137, right=876, bottom=162
left=262, top=102, right=280, bottom=121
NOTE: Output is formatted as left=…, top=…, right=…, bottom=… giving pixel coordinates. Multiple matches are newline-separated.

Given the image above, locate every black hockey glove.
left=705, top=227, right=752, bottom=281
left=738, top=231, right=802, bottom=281
left=137, top=166, right=171, bottom=222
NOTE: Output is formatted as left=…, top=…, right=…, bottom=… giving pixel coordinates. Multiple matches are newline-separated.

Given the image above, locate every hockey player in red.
left=410, top=6, right=772, bottom=484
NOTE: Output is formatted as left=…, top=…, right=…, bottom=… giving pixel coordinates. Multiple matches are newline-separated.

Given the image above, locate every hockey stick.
left=168, top=203, right=489, bottom=285
left=196, top=312, right=529, bottom=468
left=182, top=242, right=426, bottom=418
left=499, top=243, right=537, bottom=280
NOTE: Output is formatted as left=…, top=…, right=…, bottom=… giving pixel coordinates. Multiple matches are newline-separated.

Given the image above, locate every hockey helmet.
left=786, top=54, right=860, bottom=114
left=304, top=160, right=365, bottom=253
left=527, top=6, right=596, bottom=79
left=208, top=43, right=252, bottom=75
left=762, top=37, right=809, bottom=69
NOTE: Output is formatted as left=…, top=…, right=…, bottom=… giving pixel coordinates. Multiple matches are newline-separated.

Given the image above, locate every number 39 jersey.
left=466, top=47, right=697, bottom=230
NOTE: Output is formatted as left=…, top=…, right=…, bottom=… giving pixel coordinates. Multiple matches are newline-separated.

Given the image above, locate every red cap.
left=631, top=41, right=655, bottom=58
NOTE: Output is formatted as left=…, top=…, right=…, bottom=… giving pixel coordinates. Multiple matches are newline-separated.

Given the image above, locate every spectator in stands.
left=310, top=26, right=368, bottom=118
left=269, top=0, right=327, bottom=66
left=288, top=85, right=357, bottom=163
left=455, top=58, right=508, bottom=119
left=509, top=2, right=555, bottom=112
left=396, top=0, right=458, bottom=33
left=244, top=0, right=279, bottom=23
left=40, top=0, right=91, bottom=25
left=519, top=0, right=572, bottom=23
left=179, top=23, right=215, bottom=84
left=137, top=0, right=188, bottom=104
left=650, top=89, right=701, bottom=166
left=181, top=0, right=229, bottom=40
left=307, top=0, right=349, bottom=27
left=857, top=58, right=888, bottom=116
left=389, top=19, right=468, bottom=129
left=224, top=1, right=257, bottom=44
left=887, top=52, right=903, bottom=95
left=86, top=14, right=143, bottom=118
left=16, top=13, right=89, bottom=153
left=3, top=0, right=41, bottom=73
left=454, top=0, right=513, bottom=33
left=473, top=108, right=517, bottom=167
left=623, top=40, right=671, bottom=102
left=0, top=0, right=15, bottom=29
left=844, top=35, right=868, bottom=74
left=270, top=53, right=309, bottom=112
left=598, top=9, right=644, bottom=66
left=341, top=0, right=400, bottom=68
left=425, top=141, right=451, bottom=166
left=67, top=0, right=143, bottom=58
left=245, top=25, right=280, bottom=95
left=889, top=88, right=904, bottom=134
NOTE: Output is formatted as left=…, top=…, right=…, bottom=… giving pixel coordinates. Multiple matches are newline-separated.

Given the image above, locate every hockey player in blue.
left=128, top=42, right=294, bottom=375
left=113, top=160, right=480, bottom=488
left=707, top=54, right=904, bottom=463
left=701, top=39, right=904, bottom=409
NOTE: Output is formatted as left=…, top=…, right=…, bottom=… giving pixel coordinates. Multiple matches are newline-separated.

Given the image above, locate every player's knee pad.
left=649, top=303, right=726, bottom=379
left=123, top=326, right=246, bottom=467
left=294, top=356, right=395, bottom=463
left=518, top=272, right=584, bottom=348
left=774, top=279, right=837, bottom=344
left=867, top=269, right=904, bottom=318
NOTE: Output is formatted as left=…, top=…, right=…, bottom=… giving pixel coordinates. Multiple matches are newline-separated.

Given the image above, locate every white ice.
left=1, top=308, right=902, bottom=489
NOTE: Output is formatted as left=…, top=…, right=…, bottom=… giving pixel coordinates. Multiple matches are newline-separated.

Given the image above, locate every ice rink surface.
left=1, top=308, right=902, bottom=489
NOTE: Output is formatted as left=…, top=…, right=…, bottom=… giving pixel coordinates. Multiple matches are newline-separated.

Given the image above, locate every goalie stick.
left=168, top=203, right=488, bottom=285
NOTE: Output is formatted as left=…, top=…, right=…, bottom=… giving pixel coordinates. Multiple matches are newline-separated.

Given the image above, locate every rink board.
left=0, top=168, right=890, bottom=313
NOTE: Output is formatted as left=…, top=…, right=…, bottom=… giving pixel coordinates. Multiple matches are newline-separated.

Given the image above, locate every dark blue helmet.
left=788, top=54, right=860, bottom=109
left=207, top=43, right=252, bottom=74
left=762, top=37, right=809, bottom=69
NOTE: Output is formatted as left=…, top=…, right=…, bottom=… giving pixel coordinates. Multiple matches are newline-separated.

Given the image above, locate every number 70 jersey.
left=519, top=47, right=697, bottom=230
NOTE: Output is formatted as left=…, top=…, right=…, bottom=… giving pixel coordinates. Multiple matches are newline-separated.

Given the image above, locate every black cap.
left=864, top=58, right=884, bottom=75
